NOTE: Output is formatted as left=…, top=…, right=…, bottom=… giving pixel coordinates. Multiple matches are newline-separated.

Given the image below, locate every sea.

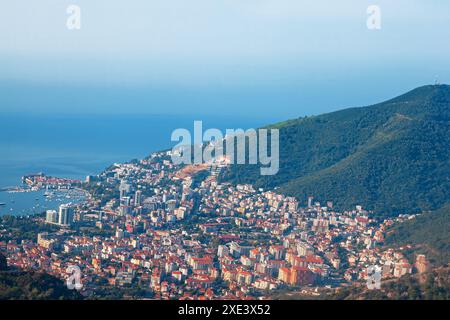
left=0, top=113, right=273, bottom=216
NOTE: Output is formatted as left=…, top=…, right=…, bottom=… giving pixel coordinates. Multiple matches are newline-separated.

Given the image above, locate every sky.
left=0, top=0, right=449, bottom=119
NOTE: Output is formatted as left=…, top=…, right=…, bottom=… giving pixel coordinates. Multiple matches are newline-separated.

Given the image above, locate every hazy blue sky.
left=0, top=0, right=449, bottom=119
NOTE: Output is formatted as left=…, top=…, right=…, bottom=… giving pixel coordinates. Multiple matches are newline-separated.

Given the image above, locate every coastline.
left=0, top=182, right=89, bottom=217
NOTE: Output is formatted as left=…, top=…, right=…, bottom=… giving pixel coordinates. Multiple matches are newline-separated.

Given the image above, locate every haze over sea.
left=0, top=113, right=272, bottom=188
left=0, top=113, right=272, bottom=216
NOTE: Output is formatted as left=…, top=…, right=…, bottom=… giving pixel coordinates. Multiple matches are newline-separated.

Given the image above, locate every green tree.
left=0, top=253, right=7, bottom=271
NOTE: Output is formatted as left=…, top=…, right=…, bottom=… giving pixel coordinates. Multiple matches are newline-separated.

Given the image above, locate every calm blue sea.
left=0, top=113, right=272, bottom=215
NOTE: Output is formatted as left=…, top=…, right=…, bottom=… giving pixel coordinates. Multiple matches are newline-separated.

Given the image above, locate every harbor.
left=0, top=188, right=87, bottom=216
left=0, top=173, right=88, bottom=216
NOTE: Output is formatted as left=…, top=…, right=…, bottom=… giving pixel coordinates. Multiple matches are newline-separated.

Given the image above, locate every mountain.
left=220, top=85, right=450, bottom=216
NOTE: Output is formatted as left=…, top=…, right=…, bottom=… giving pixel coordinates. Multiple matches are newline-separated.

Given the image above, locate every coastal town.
left=0, top=151, right=430, bottom=299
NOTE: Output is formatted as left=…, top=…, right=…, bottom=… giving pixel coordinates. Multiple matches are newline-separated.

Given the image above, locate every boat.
left=0, top=202, right=6, bottom=206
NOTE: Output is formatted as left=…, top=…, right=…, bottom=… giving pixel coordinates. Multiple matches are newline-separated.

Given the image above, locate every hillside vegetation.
left=385, top=205, right=450, bottom=266
left=0, top=254, right=82, bottom=300
left=221, top=85, right=450, bottom=216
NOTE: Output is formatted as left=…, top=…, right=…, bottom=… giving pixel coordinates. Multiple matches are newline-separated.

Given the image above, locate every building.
left=119, top=205, right=132, bottom=216
left=37, top=233, right=56, bottom=250
left=58, top=204, right=74, bottom=226
left=278, top=267, right=291, bottom=283
left=307, top=196, right=314, bottom=208
left=134, top=190, right=142, bottom=207
left=278, top=266, right=316, bottom=286
left=291, top=267, right=316, bottom=286
left=229, top=242, right=254, bottom=258
left=45, top=210, right=58, bottom=224
left=119, top=180, right=131, bottom=198
left=45, top=205, right=74, bottom=227
left=189, top=256, right=213, bottom=270
left=120, top=196, right=131, bottom=206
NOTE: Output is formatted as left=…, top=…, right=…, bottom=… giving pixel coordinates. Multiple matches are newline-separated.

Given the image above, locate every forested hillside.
left=221, top=85, right=450, bottom=216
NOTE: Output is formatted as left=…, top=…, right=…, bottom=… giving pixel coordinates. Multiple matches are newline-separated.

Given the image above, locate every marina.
left=0, top=187, right=87, bottom=216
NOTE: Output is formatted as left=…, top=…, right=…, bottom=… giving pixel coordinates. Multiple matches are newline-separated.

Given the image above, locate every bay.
left=0, top=113, right=271, bottom=215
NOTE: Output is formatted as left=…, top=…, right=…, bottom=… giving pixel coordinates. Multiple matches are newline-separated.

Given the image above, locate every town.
left=0, top=151, right=430, bottom=299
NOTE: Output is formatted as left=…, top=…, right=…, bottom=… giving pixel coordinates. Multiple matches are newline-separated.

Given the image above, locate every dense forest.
left=221, top=85, right=450, bottom=217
